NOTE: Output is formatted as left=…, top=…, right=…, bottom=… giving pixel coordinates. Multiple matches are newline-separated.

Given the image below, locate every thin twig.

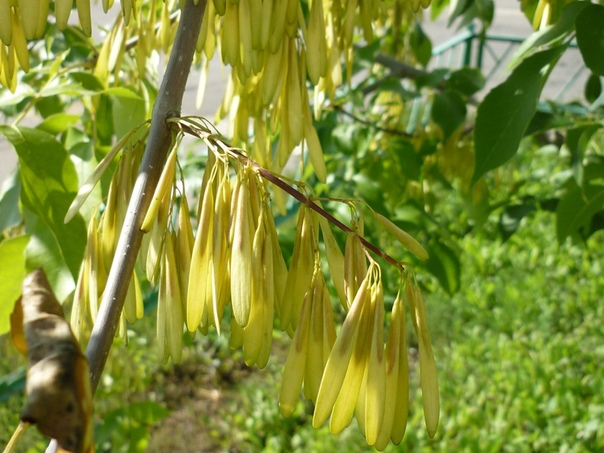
left=331, top=104, right=413, bottom=137
left=362, top=53, right=428, bottom=96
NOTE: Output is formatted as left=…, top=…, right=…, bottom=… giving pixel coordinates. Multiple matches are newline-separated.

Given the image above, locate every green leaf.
left=36, top=96, right=67, bottom=119
left=524, top=108, right=576, bottom=136
left=431, top=90, right=466, bottom=140
left=447, top=67, right=485, bottom=97
left=69, top=72, right=106, bottom=92
left=24, top=211, right=76, bottom=302
left=565, top=124, right=602, bottom=185
left=510, top=1, right=587, bottom=67
left=0, top=126, right=87, bottom=280
left=584, top=74, right=602, bottom=105
left=410, top=23, right=432, bottom=67
left=0, top=235, right=29, bottom=335
left=449, top=0, right=493, bottom=29
left=448, top=0, right=472, bottom=26
left=472, top=46, right=565, bottom=185
left=416, top=68, right=449, bottom=90
left=355, top=40, right=381, bottom=67
left=576, top=4, right=604, bottom=77
left=556, top=181, right=604, bottom=243
left=105, top=87, right=145, bottom=100
left=583, top=155, right=604, bottom=182
left=0, top=170, right=22, bottom=232
left=37, top=113, right=81, bottom=135
left=389, top=138, right=421, bottom=180
left=499, top=204, right=536, bottom=242
left=39, top=83, right=98, bottom=98
left=425, top=240, right=460, bottom=295
left=110, top=88, right=146, bottom=139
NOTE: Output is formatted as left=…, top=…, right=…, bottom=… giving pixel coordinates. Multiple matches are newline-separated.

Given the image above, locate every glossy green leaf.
left=432, top=90, right=467, bottom=140
left=0, top=125, right=87, bottom=280
left=556, top=181, right=604, bottom=243
left=69, top=72, right=106, bottom=91
left=448, top=0, right=493, bottom=29
left=447, top=68, right=485, bottom=97
left=410, top=23, right=432, bottom=67
left=39, top=83, right=98, bottom=98
left=111, top=89, right=146, bottom=139
left=37, top=113, right=81, bottom=135
left=416, top=68, right=449, bottom=90
left=566, top=124, right=602, bottom=185
left=105, top=87, right=145, bottom=99
left=0, top=235, right=29, bottom=335
left=0, top=86, right=36, bottom=109
left=24, top=211, right=76, bottom=302
left=448, top=0, right=472, bottom=26
left=425, top=240, right=460, bottom=295
left=524, top=109, right=576, bottom=137
left=510, top=1, right=587, bottom=67
left=0, top=170, right=22, bottom=232
left=583, top=155, right=604, bottom=182
left=472, top=46, right=565, bottom=185
left=576, top=4, right=604, bottom=77
left=355, top=41, right=381, bottom=68
left=584, top=74, right=602, bottom=105
left=389, top=138, right=421, bottom=180
left=36, top=96, right=67, bottom=119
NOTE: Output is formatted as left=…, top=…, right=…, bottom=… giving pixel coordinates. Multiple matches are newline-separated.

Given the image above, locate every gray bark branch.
left=85, top=0, right=206, bottom=393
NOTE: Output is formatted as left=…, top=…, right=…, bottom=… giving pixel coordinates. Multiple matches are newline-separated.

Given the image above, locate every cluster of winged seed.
left=0, top=0, right=137, bottom=90
left=69, top=121, right=439, bottom=447
left=1, top=0, right=432, bottom=173
left=197, top=0, right=432, bottom=174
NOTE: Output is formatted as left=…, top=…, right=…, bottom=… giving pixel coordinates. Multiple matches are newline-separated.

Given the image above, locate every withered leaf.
left=8, top=269, right=94, bottom=453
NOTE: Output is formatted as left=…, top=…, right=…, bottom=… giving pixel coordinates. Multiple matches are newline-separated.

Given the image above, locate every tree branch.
left=331, top=104, right=413, bottom=137
left=85, top=0, right=206, bottom=393
left=362, top=53, right=428, bottom=95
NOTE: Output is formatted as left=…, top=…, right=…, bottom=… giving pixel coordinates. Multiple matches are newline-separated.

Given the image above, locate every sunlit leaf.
left=0, top=235, right=29, bottom=335
left=472, top=46, right=565, bottom=185
left=0, top=170, right=22, bottom=232
left=37, top=114, right=81, bottom=136
left=0, top=125, right=87, bottom=280
left=24, top=210, right=76, bottom=302
left=111, top=89, right=146, bottom=139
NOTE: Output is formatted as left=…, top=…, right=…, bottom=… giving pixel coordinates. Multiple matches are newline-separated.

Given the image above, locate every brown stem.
left=85, top=0, right=206, bottom=393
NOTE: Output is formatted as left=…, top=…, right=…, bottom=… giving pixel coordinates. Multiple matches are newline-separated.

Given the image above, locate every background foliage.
left=2, top=0, right=604, bottom=450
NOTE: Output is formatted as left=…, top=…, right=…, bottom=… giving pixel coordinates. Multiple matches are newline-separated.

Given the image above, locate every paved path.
left=0, top=1, right=580, bottom=186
